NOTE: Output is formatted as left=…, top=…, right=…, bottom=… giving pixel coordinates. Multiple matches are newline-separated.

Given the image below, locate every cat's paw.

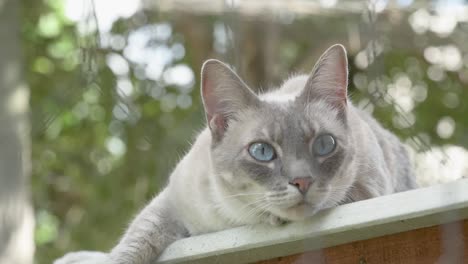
left=54, top=251, right=112, bottom=264
left=265, top=213, right=288, bottom=226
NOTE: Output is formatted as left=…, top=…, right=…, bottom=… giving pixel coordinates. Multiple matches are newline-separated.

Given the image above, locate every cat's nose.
left=289, top=177, right=312, bottom=194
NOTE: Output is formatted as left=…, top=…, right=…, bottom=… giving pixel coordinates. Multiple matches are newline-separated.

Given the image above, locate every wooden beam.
left=258, top=220, right=467, bottom=263
left=143, top=0, right=436, bottom=16
left=144, top=0, right=365, bottom=16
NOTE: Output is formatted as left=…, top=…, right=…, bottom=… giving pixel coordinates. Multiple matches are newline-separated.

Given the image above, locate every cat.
left=55, top=44, right=416, bottom=264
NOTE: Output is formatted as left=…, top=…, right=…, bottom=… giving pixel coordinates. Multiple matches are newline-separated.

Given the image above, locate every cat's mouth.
left=283, top=199, right=312, bottom=212
left=267, top=198, right=319, bottom=221
left=288, top=200, right=322, bottom=218
left=272, top=201, right=315, bottom=221
left=292, top=200, right=313, bottom=209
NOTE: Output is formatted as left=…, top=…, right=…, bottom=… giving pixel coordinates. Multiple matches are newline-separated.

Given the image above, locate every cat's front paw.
left=54, top=251, right=112, bottom=264
left=264, top=213, right=288, bottom=226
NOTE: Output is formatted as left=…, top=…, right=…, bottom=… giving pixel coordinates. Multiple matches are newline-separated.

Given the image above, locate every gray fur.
left=54, top=44, right=416, bottom=264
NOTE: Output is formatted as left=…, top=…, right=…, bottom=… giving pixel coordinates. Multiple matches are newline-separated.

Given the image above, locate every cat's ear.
left=201, top=59, right=259, bottom=140
left=300, top=44, right=348, bottom=110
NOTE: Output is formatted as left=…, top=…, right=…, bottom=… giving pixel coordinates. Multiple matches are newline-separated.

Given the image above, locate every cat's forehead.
left=245, top=100, right=346, bottom=142
left=252, top=105, right=314, bottom=143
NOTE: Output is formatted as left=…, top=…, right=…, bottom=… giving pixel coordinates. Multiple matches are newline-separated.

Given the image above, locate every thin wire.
left=37, top=0, right=143, bottom=139
left=36, top=0, right=99, bottom=134
left=363, top=0, right=450, bottom=162
left=223, top=0, right=241, bottom=71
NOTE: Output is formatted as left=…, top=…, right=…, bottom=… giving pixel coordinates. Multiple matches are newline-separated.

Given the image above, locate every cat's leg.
left=109, top=188, right=187, bottom=264
left=54, top=188, right=187, bottom=264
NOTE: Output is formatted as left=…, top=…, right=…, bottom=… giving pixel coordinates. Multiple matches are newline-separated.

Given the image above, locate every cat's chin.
left=271, top=202, right=321, bottom=221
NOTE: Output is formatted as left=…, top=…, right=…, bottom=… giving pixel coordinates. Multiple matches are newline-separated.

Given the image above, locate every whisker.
left=210, top=192, right=265, bottom=213
left=257, top=203, right=273, bottom=220
left=235, top=197, right=269, bottom=224
left=221, top=192, right=264, bottom=200
left=266, top=192, right=288, bottom=198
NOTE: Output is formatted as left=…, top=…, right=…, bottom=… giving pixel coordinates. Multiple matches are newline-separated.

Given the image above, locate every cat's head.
left=201, top=44, right=355, bottom=221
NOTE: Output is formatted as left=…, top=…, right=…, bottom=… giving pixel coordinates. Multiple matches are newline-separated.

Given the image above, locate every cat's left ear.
left=201, top=59, right=259, bottom=141
left=300, top=44, right=349, bottom=110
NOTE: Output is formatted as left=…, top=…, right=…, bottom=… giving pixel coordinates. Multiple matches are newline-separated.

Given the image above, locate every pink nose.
left=289, top=177, right=312, bottom=194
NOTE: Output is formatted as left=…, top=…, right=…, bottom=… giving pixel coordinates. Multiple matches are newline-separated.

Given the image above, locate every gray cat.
left=55, top=44, right=416, bottom=264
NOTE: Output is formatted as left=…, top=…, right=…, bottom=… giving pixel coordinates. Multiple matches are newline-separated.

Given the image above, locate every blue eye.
left=312, top=134, right=336, bottom=156
left=248, top=142, right=276, bottom=162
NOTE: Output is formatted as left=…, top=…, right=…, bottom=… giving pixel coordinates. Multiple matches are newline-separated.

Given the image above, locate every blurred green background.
left=19, top=0, right=468, bottom=263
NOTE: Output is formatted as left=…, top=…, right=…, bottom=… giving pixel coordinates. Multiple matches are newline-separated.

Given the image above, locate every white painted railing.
left=156, top=179, right=468, bottom=264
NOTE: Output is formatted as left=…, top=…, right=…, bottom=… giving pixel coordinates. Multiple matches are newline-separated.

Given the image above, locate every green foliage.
left=25, top=2, right=202, bottom=263
left=35, top=210, right=59, bottom=245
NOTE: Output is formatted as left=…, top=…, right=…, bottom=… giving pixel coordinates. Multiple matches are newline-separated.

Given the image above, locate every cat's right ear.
left=201, top=59, right=259, bottom=141
left=299, top=44, right=349, bottom=112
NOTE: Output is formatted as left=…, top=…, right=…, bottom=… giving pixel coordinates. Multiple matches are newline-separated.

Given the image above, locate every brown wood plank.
left=256, top=219, right=468, bottom=264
